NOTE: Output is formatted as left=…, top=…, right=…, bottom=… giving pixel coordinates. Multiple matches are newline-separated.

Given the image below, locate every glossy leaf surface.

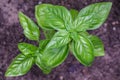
left=73, top=2, right=112, bottom=31
left=35, top=39, right=51, bottom=74
left=5, top=54, right=34, bottom=77
left=35, top=53, right=51, bottom=74
left=88, top=35, right=105, bottom=56
left=18, top=43, right=38, bottom=56
left=70, top=35, right=94, bottom=66
left=35, top=4, right=72, bottom=30
left=46, top=30, right=71, bottom=48
left=42, top=45, right=69, bottom=68
left=19, top=12, right=40, bottom=41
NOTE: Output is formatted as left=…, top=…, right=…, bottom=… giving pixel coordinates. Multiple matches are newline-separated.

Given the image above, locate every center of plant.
left=70, top=32, right=79, bottom=41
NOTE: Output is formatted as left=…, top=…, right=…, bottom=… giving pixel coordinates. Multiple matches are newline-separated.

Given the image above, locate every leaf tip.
left=107, top=2, right=112, bottom=5
left=106, top=2, right=112, bottom=8
left=103, top=2, right=112, bottom=9
left=5, top=70, right=14, bottom=77
left=5, top=71, right=9, bottom=77
left=18, top=11, right=24, bottom=18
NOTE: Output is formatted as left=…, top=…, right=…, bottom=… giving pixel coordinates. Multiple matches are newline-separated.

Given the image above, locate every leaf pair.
left=36, top=2, right=112, bottom=31
left=5, top=43, right=37, bottom=76
left=35, top=2, right=112, bottom=66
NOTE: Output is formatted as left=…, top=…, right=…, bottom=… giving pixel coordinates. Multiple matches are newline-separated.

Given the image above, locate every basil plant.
left=5, top=2, right=112, bottom=77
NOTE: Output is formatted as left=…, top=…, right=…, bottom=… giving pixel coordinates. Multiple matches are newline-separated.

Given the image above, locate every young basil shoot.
left=35, top=2, right=112, bottom=66
left=5, top=2, right=112, bottom=77
left=5, top=12, right=54, bottom=76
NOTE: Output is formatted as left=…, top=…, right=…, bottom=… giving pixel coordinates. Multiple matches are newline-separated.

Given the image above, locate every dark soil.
left=0, top=0, right=120, bottom=80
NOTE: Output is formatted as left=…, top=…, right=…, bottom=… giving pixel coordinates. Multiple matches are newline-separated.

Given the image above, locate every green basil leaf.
left=35, top=4, right=72, bottom=30
left=70, top=34, right=94, bottom=66
left=35, top=53, right=52, bottom=74
left=42, top=45, right=69, bottom=68
left=39, top=39, right=49, bottom=51
left=80, top=32, right=105, bottom=56
left=43, top=30, right=56, bottom=39
left=5, top=54, right=34, bottom=77
left=18, top=43, right=38, bottom=56
left=19, top=12, right=40, bottom=41
left=73, top=2, right=112, bottom=31
left=70, top=9, right=79, bottom=21
left=88, top=35, right=105, bottom=56
left=46, top=30, right=71, bottom=49
left=36, top=39, right=52, bottom=74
